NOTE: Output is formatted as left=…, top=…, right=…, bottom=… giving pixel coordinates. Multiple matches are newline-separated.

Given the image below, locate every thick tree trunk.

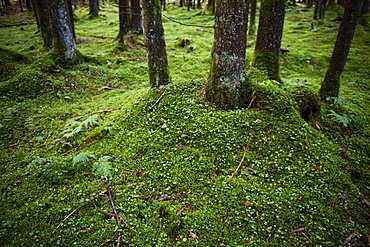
left=248, top=0, right=257, bottom=36
left=141, top=0, right=171, bottom=87
left=48, top=0, right=83, bottom=66
left=253, top=0, right=286, bottom=82
left=89, top=0, right=99, bottom=16
left=319, top=0, right=364, bottom=100
left=117, top=0, right=130, bottom=41
left=206, top=0, right=249, bottom=110
left=33, top=0, right=53, bottom=48
left=131, top=0, right=142, bottom=32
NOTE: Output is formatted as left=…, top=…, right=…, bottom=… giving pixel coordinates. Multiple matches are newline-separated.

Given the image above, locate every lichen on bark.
left=206, top=0, right=249, bottom=110
left=48, top=0, right=83, bottom=66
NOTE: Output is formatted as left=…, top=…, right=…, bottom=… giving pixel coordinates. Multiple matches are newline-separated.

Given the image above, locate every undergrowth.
left=0, top=2, right=369, bottom=246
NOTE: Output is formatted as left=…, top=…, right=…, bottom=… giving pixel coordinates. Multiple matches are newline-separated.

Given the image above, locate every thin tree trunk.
left=131, top=0, right=142, bottom=32
left=248, top=0, right=257, bottom=36
left=306, top=0, right=313, bottom=8
left=25, top=0, right=32, bottom=11
left=319, top=0, right=364, bottom=100
left=141, top=0, right=171, bottom=87
left=33, top=0, right=53, bottom=48
left=48, top=0, right=83, bottom=66
left=179, top=0, right=183, bottom=7
left=253, top=0, right=286, bottom=82
left=19, top=0, right=24, bottom=12
left=117, top=0, right=130, bottom=41
left=359, top=0, right=370, bottom=26
left=89, top=0, right=99, bottom=16
left=206, top=0, right=249, bottom=109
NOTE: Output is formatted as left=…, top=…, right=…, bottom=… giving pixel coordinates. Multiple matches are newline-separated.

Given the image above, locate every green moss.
left=253, top=51, right=281, bottom=82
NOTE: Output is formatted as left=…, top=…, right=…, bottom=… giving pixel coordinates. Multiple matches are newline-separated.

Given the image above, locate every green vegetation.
left=1, top=3, right=369, bottom=246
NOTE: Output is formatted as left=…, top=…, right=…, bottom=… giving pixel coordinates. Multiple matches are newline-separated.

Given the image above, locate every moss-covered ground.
left=0, top=2, right=369, bottom=246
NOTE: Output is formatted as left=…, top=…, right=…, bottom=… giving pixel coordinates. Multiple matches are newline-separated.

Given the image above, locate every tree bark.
left=131, top=0, right=142, bottom=32
left=33, top=0, right=53, bottom=49
left=248, top=0, right=257, bottom=36
left=48, top=0, right=83, bottom=66
left=253, top=0, right=286, bottom=82
left=314, top=0, right=327, bottom=19
left=319, top=0, right=364, bottom=100
left=206, top=0, right=249, bottom=110
left=359, top=0, right=370, bottom=26
left=25, top=0, right=33, bottom=11
left=117, top=0, right=130, bottom=41
left=141, top=0, right=171, bottom=87
left=89, top=0, right=99, bottom=16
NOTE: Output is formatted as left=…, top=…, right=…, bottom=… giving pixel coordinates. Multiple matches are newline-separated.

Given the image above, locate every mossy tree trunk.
left=141, top=0, right=171, bottom=87
left=131, top=0, right=142, bottom=32
left=205, top=0, right=249, bottom=110
left=89, top=0, right=99, bottom=16
left=319, top=0, right=364, bottom=100
left=253, top=0, right=286, bottom=82
left=33, top=0, right=53, bottom=49
left=48, top=0, right=83, bottom=66
left=117, top=0, right=130, bottom=41
left=248, top=0, right=257, bottom=36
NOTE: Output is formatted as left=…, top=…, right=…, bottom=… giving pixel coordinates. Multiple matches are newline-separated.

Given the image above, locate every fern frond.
left=72, top=152, right=96, bottom=166
left=92, top=156, right=112, bottom=178
left=326, top=97, right=348, bottom=105
left=328, top=110, right=352, bottom=127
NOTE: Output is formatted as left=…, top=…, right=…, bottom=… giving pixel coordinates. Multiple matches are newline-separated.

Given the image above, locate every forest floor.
left=0, top=2, right=370, bottom=246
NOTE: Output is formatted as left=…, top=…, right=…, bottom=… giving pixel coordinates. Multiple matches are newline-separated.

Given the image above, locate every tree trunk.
left=117, top=0, right=130, bottom=41
left=48, top=0, right=83, bottom=66
left=319, top=0, right=364, bottom=100
left=25, top=0, right=32, bottom=11
left=206, top=0, right=249, bottom=110
left=337, top=0, right=345, bottom=7
left=306, top=0, right=313, bottom=8
left=131, top=0, right=142, bottom=32
left=314, top=0, right=327, bottom=19
left=89, top=0, right=99, bottom=16
left=248, top=0, right=257, bottom=36
left=141, top=0, right=171, bottom=87
left=33, top=0, right=53, bottom=49
left=19, top=0, right=24, bottom=12
left=253, top=0, right=286, bottom=82
left=66, top=0, right=76, bottom=40
left=359, top=0, right=370, bottom=26
left=179, top=0, right=183, bottom=7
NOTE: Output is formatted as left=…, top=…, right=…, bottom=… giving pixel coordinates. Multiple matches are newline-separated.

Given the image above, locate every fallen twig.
left=247, top=91, right=256, bottom=109
left=150, top=91, right=166, bottom=108
left=341, top=232, right=356, bottom=246
left=105, top=178, right=137, bottom=232
left=225, top=135, right=252, bottom=184
left=106, top=178, right=120, bottom=224
left=96, top=208, right=119, bottom=218
left=51, top=203, right=87, bottom=234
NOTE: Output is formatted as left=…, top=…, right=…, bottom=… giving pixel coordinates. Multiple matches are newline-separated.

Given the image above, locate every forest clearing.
left=0, top=0, right=370, bottom=246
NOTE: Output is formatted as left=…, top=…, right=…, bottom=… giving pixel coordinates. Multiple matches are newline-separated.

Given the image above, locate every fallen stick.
left=225, top=135, right=252, bottom=184
left=51, top=203, right=87, bottom=234
left=150, top=91, right=166, bottom=108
